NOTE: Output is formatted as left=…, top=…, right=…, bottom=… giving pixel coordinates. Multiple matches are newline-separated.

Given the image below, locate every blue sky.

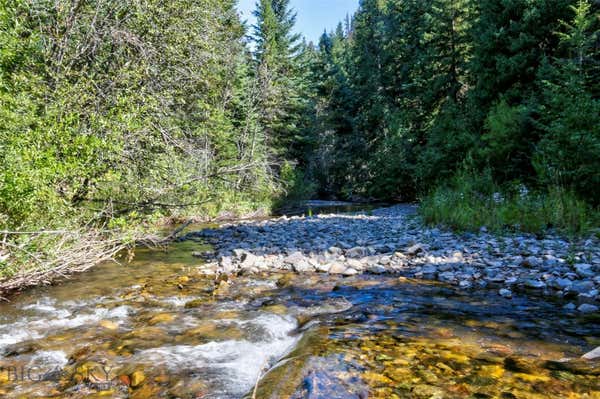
left=237, top=0, right=359, bottom=44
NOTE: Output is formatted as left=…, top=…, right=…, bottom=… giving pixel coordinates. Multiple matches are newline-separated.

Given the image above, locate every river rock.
left=378, top=255, right=391, bottom=265
left=315, top=263, right=331, bottom=273
left=550, top=278, right=573, bottom=290
left=347, top=258, right=365, bottom=270
left=459, top=280, right=472, bottom=289
left=219, top=256, right=235, bottom=273
left=328, top=246, right=343, bottom=255
left=521, top=256, right=541, bottom=268
left=240, top=252, right=260, bottom=269
left=366, top=264, right=387, bottom=274
left=579, top=289, right=599, bottom=301
left=524, top=279, right=546, bottom=289
left=346, top=247, right=368, bottom=259
left=570, top=281, right=595, bottom=294
left=575, top=264, right=594, bottom=278
left=294, top=261, right=315, bottom=273
left=187, top=204, right=599, bottom=307
left=438, top=272, right=456, bottom=282
left=285, top=251, right=306, bottom=265
left=328, top=263, right=347, bottom=275
left=405, top=244, right=424, bottom=256
left=577, top=304, right=599, bottom=313
left=582, top=347, right=600, bottom=360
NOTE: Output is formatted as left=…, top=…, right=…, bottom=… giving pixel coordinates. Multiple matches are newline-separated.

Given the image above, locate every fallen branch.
left=85, top=197, right=214, bottom=217
left=0, top=217, right=201, bottom=299
left=0, top=230, right=71, bottom=235
left=134, top=220, right=194, bottom=250
left=163, top=220, right=193, bottom=242
left=85, top=198, right=214, bottom=209
left=0, top=229, right=129, bottom=299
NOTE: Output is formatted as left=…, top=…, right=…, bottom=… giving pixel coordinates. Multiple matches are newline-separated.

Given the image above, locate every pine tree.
left=425, top=0, right=474, bottom=104
left=415, top=0, right=477, bottom=188
left=306, top=26, right=355, bottom=195
left=344, top=0, right=388, bottom=196
left=534, top=0, right=600, bottom=203
left=470, top=0, right=572, bottom=113
left=253, top=0, right=303, bottom=156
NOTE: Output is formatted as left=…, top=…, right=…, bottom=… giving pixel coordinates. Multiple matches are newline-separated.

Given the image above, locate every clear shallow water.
left=0, top=239, right=598, bottom=398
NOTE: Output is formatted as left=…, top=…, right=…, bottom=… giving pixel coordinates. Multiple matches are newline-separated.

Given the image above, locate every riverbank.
left=0, top=205, right=270, bottom=299
left=188, top=205, right=600, bottom=313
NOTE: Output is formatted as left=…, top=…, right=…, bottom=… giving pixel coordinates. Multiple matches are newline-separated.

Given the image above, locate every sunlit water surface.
left=0, top=239, right=598, bottom=398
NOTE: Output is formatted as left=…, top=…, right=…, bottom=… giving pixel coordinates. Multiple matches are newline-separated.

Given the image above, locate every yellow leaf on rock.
left=99, top=320, right=119, bottom=330
left=130, top=370, right=146, bottom=388
left=513, top=372, right=550, bottom=382
left=177, top=276, right=190, bottom=285
left=478, top=365, right=504, bottom=379
left=148, top=313, right=174, bottom=325
left=442, top=352, right=469, bottom=363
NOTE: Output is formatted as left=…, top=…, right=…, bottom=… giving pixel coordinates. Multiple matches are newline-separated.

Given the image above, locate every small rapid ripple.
left=0, top=240, right=598, bottom=398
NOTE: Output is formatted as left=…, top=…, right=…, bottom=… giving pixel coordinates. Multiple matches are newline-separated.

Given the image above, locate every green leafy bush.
left=0, top=0, right=280, bottom=285
left=280, top=161, right=318, bottom=201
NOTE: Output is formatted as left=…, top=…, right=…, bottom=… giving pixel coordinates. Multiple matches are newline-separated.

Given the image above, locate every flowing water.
left=0, top=239, right=599, bottom=398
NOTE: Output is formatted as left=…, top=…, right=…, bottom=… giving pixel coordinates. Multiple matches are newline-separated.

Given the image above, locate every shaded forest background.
left=0, top=0, right=599, bottom=281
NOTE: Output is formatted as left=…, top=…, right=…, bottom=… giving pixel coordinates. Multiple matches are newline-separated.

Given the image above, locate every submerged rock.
left=292, top=297, right=353, bottom=318
left=504, top=356, right=536, bottom=374
left=577, top=303, right=599, bottom=313
left=274, top=356, right=369, bottom=399
left=411, top=384, right=444, bottom=399
left=148, top=313, right=174, bottom=325
left=301, top=367, right=367, bottom=399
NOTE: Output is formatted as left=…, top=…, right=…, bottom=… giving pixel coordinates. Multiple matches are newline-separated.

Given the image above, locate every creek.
left=0, top=218, right=598, bottom=398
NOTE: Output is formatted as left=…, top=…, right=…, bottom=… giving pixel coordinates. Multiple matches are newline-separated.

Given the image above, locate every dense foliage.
left=301, top=0, right=599, bottom=205
left=1, top=0, right=281, bottom=230
left=294, top=0, right=599, bottom=232
left=1, top=0, right=598, bottom=283
left=0, top=0, right=285, bottom=280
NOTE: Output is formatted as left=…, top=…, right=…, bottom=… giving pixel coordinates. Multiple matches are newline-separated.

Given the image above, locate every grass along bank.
left=420, top=172, right=599, bottom=236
